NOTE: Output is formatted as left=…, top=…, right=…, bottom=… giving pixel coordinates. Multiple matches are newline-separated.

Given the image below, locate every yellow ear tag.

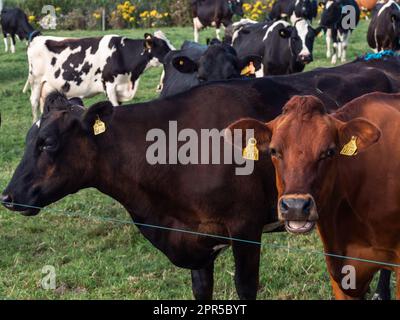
left=241, top=62, right=256, bottom=76
left=340, top=136, right=358, bottom=156
left=243, top=138, right=259, bottom=161
left=93, top=116, right=106, bottom=136
left=179, top=60, right=184, bottom=65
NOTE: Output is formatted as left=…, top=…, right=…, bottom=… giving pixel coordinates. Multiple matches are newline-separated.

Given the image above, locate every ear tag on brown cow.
left=340, top=136, right=358, bottom=156
left=243, top=138, right=259, bottom=161
left=93, top=116, right=106, bottom=136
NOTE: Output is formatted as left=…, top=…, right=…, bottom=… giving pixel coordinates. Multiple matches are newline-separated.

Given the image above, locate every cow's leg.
left=106, top=83, right=120, bottom=106
left=341, top=32, right=350, bottom=63
left=191, top=261, right=214, bottom=300
left=372, top=270, right=391, bottom=300
left=10, top=34, right=16, bottom=54
left=30, top=81, right=43, bottom=123
left=327, top=259, right=376, bottom=300
left=326, top=29, right=332, bottom=59
left=231, top=238, right=260, bottom=300
left=3, top=33, right=9, bottom=52
left=193, top=17, right=203, bottom=43
left=156, top=70, right=165, bottom=93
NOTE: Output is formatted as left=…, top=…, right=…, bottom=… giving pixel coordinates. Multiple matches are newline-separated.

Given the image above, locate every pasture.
left=0, top=20, right=392, bottom=299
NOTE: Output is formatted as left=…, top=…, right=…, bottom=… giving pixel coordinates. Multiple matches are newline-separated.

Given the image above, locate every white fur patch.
left=378, top=0, right=400, bottom=16
left=295, top=19, right=311, bottom=56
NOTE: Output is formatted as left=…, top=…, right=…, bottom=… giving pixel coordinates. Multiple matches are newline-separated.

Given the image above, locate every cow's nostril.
left=1, top=194, right=14, bottom=208
left=302, top=198, right=312, bottom=214
left=279, top=199, right=290, bottom=214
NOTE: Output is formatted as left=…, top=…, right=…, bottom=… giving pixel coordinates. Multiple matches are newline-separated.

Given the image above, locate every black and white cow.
left=367, top=0, right=400, bottom=52
left=23, top=31, right=174, bottom=122
left=269, top=0, right=318, bottom=23
left=160, top=39, right=261, bottom=97
left=233, top=19, right=321, bottom=76
left=192, top=0, right=244, bottom=42
left=0, top=6, right=36, bottom=53
left=319, top=0, right=360, bottom=64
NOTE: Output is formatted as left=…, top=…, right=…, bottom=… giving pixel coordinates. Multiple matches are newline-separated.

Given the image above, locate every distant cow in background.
left=269, top=0, right=318, bottom=23
left=233, top=19, right=322, bottom=76
left=367, top=0, right=400, bottom=51
left=192, top=0, right=244, bottom=42
left=0, top=6, right=36, bottom=53
left=23, top=31, right=174, bottom=122
left=320, top=0, right=360, bottom=64
left=160, top=39, right=261, bottom=97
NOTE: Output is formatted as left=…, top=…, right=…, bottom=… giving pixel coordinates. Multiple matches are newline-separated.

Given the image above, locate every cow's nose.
left=1, top=194, right=14, bottom=209
left=299, top=54, right=313, bottom=63
left=279, top=195, right=315, bottom=220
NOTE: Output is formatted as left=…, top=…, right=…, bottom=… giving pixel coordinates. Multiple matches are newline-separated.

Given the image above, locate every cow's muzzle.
left=1, top=194, right=41, bottom=216
left=298, top=54, right=313, bottom=64
left=278, top=194, right=318, bottom=234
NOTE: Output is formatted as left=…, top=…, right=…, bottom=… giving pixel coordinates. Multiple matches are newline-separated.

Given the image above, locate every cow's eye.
left=39, top=138, right=57, bottom=152
left=269, top=147, right=281, bottom=159
left=320, top=148, right=336, bottom=160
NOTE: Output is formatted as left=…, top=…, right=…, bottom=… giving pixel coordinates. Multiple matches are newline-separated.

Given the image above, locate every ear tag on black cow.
left=243, top=138, right=259, bottom=161
left=93, top=116, right=106, bottom=136
left=241, top=62, right=256, bottom=76
left=340, top=136, right=358, bottom=156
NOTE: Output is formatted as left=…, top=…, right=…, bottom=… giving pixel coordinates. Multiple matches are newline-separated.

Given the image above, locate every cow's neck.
left=92, top=103, right=181, bottom=220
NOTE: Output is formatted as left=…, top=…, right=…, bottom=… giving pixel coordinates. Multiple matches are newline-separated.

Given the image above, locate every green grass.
left=0, top=21, right=393, bottom=300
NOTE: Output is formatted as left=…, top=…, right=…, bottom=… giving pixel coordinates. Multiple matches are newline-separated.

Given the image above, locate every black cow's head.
left=320, top=0, right=343, bottom=28
left=1, top=92, right=113, bottom=216
left=172, top=41, right=261, bottom=82
left=229, top=0, right=244, bottom=17
left=391, top=11, right=400, bottom=40
left=144, top=31, right=173, bottom=65
left=278, top=20, right=322, bottom=64
left=294, top=0, right=314, bottom=20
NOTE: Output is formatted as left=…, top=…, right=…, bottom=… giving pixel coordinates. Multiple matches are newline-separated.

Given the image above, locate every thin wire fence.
left=1, top=200, right=399, bottom=269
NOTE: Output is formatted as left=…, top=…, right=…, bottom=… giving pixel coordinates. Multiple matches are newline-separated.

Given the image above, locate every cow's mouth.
left=285, top=220, right=315, bottom=234
left=2, top=202, right=41, bottom=216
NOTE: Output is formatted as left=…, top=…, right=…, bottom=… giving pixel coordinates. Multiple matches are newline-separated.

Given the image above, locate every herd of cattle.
left=1, top=0, right=400, bottom=300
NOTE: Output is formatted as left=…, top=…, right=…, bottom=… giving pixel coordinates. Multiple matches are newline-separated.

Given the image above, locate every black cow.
left=3, top=56, right=400, bottom=299
left=269, top=0, right=318, bottom=23
left=319, top=0, right=360, bottom=64
left=367, top=0, right=400, bottom=52
left=192, top=0, right=244, bottom=42
left=233, top=19, right=322, bottom=76
left=1, top=7, right=36, bottom=53
left=160, top=40, right=261, bottom=97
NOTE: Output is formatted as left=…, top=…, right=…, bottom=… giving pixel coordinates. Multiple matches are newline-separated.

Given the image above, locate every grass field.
left=0, top=20, right=393, bottom=300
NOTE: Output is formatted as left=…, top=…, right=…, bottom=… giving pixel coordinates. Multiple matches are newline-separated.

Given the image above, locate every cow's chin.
left=284, top=220, right=316, bottom=234
left=3, top=202, right=41, bottom=216
left=20, top=208, right=41, bottom=216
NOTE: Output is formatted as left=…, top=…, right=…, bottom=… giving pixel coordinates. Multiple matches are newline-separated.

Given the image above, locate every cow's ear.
left=337, top=118, right=381, bottom=155
left=68, top=97, right=84, bottom=107
left=144, top=33, right=153, bottom=50
left=279, top=27, right=292, bottom=39
left=313, top=26, right=323, bottom=37
left=224, top=118, right=272, bottom=152
left=172, top=56, right=199, bottom=74
left=81, top=101, right=114, bottom=135
left=239, top=55, right=262, bottom=76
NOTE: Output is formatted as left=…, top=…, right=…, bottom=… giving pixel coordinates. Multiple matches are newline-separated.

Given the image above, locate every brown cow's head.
left=226, top=95, right=381, bottom=234
left=2, top=92, right=114, bottom=216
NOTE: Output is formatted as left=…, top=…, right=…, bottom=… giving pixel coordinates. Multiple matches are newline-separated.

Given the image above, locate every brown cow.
left=227, top=93, right=400, bottom=299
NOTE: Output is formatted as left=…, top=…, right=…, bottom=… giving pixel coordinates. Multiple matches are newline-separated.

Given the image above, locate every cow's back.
left=28, top=35, right=118, bottom=97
